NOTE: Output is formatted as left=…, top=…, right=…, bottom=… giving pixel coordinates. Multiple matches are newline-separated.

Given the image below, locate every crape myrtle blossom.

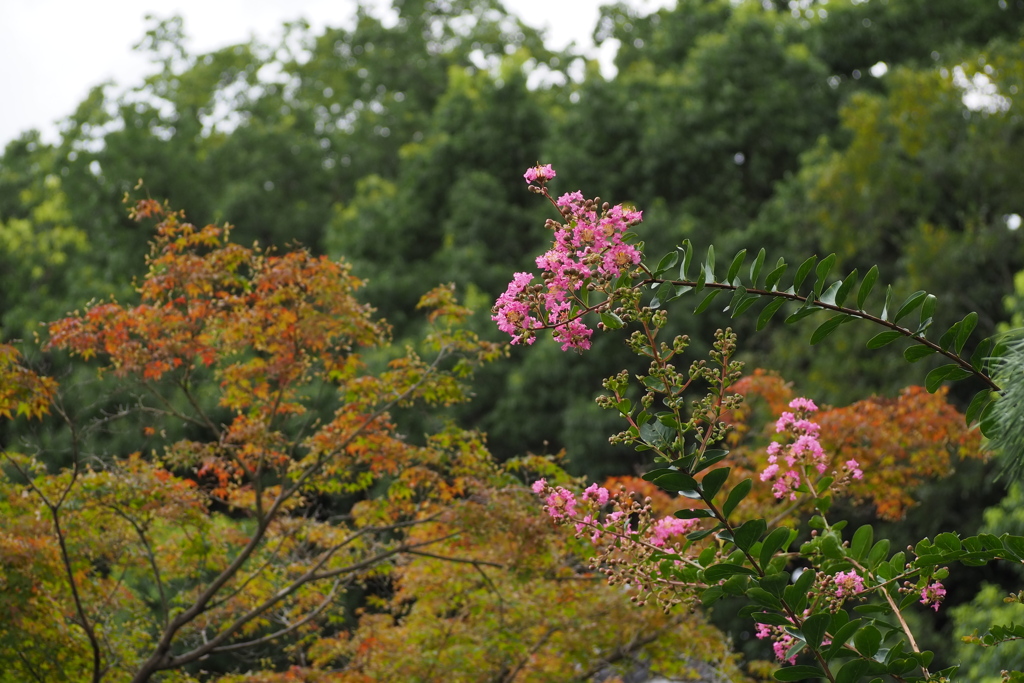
left=920, top=581, right=947, bottom=611
left=760, top=397, right=863, bottom=501
left=531, top=480, right=696, bottom=547
left=492, top=165, right=642, bottom=352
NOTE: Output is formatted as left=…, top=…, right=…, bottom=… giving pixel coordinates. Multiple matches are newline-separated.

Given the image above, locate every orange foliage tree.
left=0, top=200, right=749, bottom=683
left=724, top=370, right=982, bottom=522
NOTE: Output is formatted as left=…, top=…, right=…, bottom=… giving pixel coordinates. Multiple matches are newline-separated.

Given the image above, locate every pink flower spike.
left=920, top=581, right=946, bottom=611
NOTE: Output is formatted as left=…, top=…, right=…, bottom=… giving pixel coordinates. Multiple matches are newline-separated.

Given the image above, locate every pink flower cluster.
left=760, top=397, right=862, bottom=501
left=531, top=480, right=697, bottom=546
left=920, top=581, right=946, bottom=611
left=493, top=165, right=643, bottom=351
left=755, top=623, right=799, bottom=664
left=833, top=570, right=865, bottom=597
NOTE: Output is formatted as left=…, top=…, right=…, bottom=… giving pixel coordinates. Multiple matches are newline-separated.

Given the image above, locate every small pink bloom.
left=531, top=479, right=547, bottom=494
left=920, top=581, right=946, bottom=611
left=648, top=516, right=698, bottom=547
left=834, top=570, right=865, bottom=597
left=789, top=397, right=818, bottom=413
left=845, top=459, right=864, bottom=480
left=524, top=164, right=556, bottom=184
left=583, top=483, right=610, bottom=505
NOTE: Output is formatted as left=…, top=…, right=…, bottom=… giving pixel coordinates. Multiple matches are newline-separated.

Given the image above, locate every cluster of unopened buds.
left=492, top=164, right=643, bottom=351
left=759, top=397, right=863, bottom=501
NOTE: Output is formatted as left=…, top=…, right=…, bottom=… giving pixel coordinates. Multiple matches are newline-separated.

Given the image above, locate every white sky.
left=0, top=0, right=673, bottom=149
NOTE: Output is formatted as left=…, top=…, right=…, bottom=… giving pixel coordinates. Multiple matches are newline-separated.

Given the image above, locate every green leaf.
left=652, top=471, right=701, bottom=496
left=694, top=265, right=707, bottom=294
left=654, top=250, right=679, bottom=277
left=705, top=244, right=716, bottom=282
left=726, top=286, right=748, bottom=314
left=880, top=285, right=894, bottom=321
left=701, top=585, right=724, bottom=606
left=866, top=331, right=902, bottom=349
left=793, top=255, right=818, bottom=292
left=757, top=297, right=787, bottom=331
left=818, top=280, right=843, bottom=306
left=802, top=613, right=832, bottom=650
left=675, top=508, right=713, bottom=519
left=694, top=289, right=722, bottom=314
left=726, top=249, right=747, bottom=284
left=760, top=527, right=793, bottom=571
left=956, top=311, right=978, bottom=354
left=867, top=539, right=890, bottom=568
left=904, top=345, right=937, bottom=362
left=965, top=390, right=993, bottom=425
left=600, top=311, right=624, bottom=330
left=893, top=290, right=927, bottom=323
left=836, top=659, right=871, bottom=683
left=971, top=337, right=995, bottom=373
left=680, top=239, right=693, bottom=279
left=701, top=467, right=730, bottom=501
left=920, top=294, right=937, bottom=328
left=851, top=524, right=873, bottom=562
left=765, top=259, right=788, bottom=291
left=723, top=478, right=752, bottom=518
left=732, top=293, right=760, bottom=318
left=810, top=314, right=852, bottom=345
left=854, top=625, right=882, bottom=657
left=704, top=563, right=758, bottom=582
left=826, top=619, right=864, bottom=659
left=814, top=253, right=836, bottom=296
left=734, top=518, right=767, bottom=551
left=785, top=303, right=822, bottom=324
left=773, top=666, right=825, bottom=681
left=939, top=320, right=961, bottom=351
left=857, top=265, right=879, bottom=309
left=925, top=364, right=974, bottom=392
left=834, top=269, right=858, bottom=307
left=750, top=248, right=766, bottom=286
left=821, top=533, right=845, bottom=560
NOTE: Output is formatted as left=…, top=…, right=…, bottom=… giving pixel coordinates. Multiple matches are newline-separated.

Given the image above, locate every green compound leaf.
left=810, top=313, right=852, bottom=345
left=793, top=255, right=818, bottom=292
left=750, top=247, right=766, bottom=286
left=893, top=290, right=927, bottom=323
left=757, top=297, right=787, bottom=331
left=866, top=330, right=902, bottom=349
left=904, top=344, right=937, bottom=362
left=726, top=249, right=747, bottom=285
left=723, top=478, right=752, bottom=518
left=857, top=265, right=879, bottom=309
